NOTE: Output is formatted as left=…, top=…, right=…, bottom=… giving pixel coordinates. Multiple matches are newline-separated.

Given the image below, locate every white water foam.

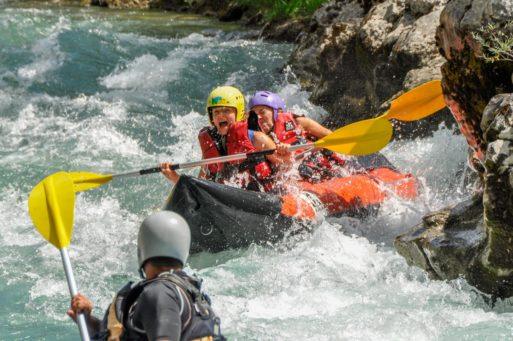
left=70, top=94, right=128, bottom=122
left=179, top=32, right=212, bottom=45
left=278, top=82, right=328, bottom=120
left=100, top=46, right=209, bottom=91
left=163, top=111, right=205, bottom=162
left=0, top=95, right=147, bottom=168
left=0, top=187, right=41, bottom=247
left=0, top=89, right=12, bottom=112
left=383, top=123, right=471, bottom=210
left=17, top=16, right=69, bottom=81
left=196, top=222, right=513, bottom=340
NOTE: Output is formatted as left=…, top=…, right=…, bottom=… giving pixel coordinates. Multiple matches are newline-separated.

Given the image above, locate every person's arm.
left=136, top=283, right=182, bottom=341
left=296, top=116, right=332, bottom=139
left=252, top=131, right=292, bottom=166
left=67, top=293, right=103, bottom=337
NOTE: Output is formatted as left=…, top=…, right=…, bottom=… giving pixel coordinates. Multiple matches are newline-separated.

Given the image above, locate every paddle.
left=69, top=117, right=393, bottom=192
left=69, top=79, right=445, bottom=192
left=379, top=79, right=445, bottom=121
left=28, top=172, right=91, bottom=341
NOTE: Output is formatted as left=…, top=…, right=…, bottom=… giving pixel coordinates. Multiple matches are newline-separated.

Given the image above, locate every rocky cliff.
left=396, top=0, right=513, bottom=298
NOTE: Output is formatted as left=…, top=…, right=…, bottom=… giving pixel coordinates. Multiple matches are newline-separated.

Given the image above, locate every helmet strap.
left=138, top=267, right=146, bottom=279
left=208, top=108, right=214, bottom=124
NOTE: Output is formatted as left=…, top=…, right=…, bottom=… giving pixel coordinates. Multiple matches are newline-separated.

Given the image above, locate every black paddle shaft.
left=137, top=149, right=276, bottom=175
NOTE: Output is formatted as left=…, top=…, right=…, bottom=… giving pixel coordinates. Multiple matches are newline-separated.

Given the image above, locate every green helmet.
left=137, top=211, right=191, bottom=269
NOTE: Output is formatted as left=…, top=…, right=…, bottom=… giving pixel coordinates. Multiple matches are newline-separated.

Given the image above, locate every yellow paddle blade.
left=383, top=80, right=446, bottom=121
left=28, top=172, right=75, bottom=249
left=315, top=117, right=393, bottom=155
left=69, top=172, right=113, bottom=193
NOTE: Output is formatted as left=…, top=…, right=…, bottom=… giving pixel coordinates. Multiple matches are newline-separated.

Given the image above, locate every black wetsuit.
left=128, top=280, right=185, bottom=340
left=89, top=271, right=224, bottom=341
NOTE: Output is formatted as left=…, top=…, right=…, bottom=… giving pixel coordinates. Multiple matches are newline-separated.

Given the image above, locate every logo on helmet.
left=211, top=96, right=223, bottom=105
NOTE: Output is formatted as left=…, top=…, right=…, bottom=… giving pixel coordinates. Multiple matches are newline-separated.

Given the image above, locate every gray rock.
left=395, top=195, right=486, bottom=281
left=288, top=0, right=453, bottom=137
left=260, top=18, right=309, bottom=43
left=288, top=0, right=366, bottom=91
left=406, top=0, right=439, bottom=17
left=397, top=93, right=513, bottom=298
left=481, top=94, right=513, bottom=273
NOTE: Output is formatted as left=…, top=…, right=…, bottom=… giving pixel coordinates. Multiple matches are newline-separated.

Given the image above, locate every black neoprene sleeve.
left=132, top=281, right=183, bottom=341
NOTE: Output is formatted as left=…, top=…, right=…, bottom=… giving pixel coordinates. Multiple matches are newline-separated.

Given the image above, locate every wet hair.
left=247, top=110, right=260, bottom=131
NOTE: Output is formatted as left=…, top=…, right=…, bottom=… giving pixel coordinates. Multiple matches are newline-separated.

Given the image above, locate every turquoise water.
left=2, top=2, right=513, bottom=340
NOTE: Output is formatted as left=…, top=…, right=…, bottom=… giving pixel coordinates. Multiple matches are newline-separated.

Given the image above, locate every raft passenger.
left=161, top=86, right=290, bottom=192
left=67, top=211, right=226, bottom=341
left=248, top=91, right=346, bottom=182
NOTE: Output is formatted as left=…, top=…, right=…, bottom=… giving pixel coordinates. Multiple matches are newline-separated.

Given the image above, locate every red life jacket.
left=271, top=112, right=346, bottom=182
left=198, top=126, right=225, bottom=178
left=271, top=112, right=308, bottom=145
left=198, top=121, right=273, bottom=190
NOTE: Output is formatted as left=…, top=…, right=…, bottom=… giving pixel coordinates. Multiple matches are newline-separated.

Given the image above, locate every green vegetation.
left=473, top=22, right=513, bottom=63
left=235, top=0, right=329, bottom=20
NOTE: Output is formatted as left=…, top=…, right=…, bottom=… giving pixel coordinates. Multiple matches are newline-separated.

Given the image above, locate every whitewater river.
left=2, top=2, right=513, bottom=340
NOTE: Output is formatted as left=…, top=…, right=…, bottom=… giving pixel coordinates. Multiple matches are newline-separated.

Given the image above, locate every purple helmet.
left=248, top=91, right=286, bottom=120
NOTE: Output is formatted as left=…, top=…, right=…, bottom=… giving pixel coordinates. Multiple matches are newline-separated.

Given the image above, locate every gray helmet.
left=137, top=211, right=191, bottom=269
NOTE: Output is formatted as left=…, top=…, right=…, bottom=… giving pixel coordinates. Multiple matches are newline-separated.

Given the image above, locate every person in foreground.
left=161, top=86, right=291, bottom=191
left=67, top=211, right=225, bottom=341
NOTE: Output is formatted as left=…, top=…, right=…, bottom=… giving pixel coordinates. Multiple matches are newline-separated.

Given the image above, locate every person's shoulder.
left=252, top=130, right=267, bottom=139
left=115, top=281, right=135, bottom=298
left=144, top=278, right=179, bottom=291
left=228, top=120, right=248, bottom=134
left=139, top=279, right=181, bottom=303
left=198, top=126, right=212, bottom=136
left=232, top=120, right=248, bottom=128
left=198, top=126, right=219, bottom=144
left=291, top=112, right=306, bottom=119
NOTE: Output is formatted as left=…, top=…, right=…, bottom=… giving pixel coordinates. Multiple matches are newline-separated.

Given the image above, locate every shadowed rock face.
left=481, top=94, right=513, bottom=272
left=436, top=0, right=513, bottom=173
left=397, top=94, right=513, bottom=298
left=395, top=195, right=485, bottom=280
left=88, top=0, right=238, bottom=17
left=396, top=0, right=513, bottom=298
left=288, top=0, right=454, bottom=137
left=89, top=0, right=152, bottom=8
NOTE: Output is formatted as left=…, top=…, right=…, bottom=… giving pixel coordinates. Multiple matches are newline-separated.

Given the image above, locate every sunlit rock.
left=288, top=0, right=453, bottom=137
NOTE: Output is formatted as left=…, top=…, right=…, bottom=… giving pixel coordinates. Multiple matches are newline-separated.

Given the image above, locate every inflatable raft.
left=164, top=154, right=418, bottom=253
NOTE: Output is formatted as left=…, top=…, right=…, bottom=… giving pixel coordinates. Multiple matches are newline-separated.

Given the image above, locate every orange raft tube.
left=281, top=167, right=418, bottom=219
left=165, top=156, right=419, bottom=253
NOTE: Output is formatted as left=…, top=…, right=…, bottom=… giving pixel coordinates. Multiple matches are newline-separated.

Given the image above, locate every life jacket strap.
left=207, top=127, right=227, bottom=156
left=106, top=296, right=124, bottom=341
